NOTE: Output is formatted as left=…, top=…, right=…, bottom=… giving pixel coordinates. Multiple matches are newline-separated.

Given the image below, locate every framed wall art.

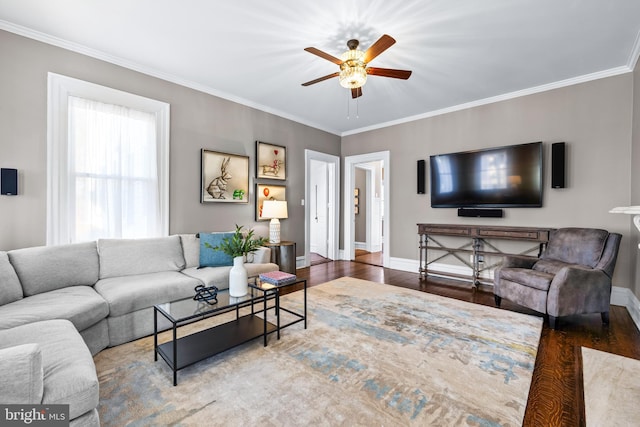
left=256, top=141, right=286, bottom=180
left=201, top=149, right=249, bottom=203
left=255, top=183, right=286, bottom=220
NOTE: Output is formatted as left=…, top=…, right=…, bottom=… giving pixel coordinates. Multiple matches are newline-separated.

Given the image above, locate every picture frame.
left=354, top=188, right=360, bottom=215
left=201, top=149, right=249, bottom=203
left=255, top=183, right=286, bottom=221
left=256, top=141, right=286, bottom=180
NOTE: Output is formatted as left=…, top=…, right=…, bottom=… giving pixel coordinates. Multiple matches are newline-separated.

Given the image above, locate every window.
left=47, top=73, right=170, bottom=245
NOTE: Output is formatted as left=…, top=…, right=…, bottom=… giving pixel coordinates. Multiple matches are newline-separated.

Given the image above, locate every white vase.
left=229, top=255, right=248, bottom=297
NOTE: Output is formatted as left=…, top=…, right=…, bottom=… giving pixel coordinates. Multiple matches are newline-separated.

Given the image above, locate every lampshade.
left=262, top=200, right=288, bottom=244
left=261, top=200, right=288, bottom=219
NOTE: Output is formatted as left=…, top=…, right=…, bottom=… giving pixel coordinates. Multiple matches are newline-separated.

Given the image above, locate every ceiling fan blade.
left=304, top=47, right=343, bottom=65
left=351, top=87, right=363, bottom=99
left=363, top=34, right=396, bottom=63
left=301, top=72, right=340, bottom=86
left=367, top=67, right=412, bottom=80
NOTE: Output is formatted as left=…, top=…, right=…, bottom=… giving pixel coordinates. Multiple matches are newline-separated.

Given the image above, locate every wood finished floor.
left=291, top=260, right=640, bottom=427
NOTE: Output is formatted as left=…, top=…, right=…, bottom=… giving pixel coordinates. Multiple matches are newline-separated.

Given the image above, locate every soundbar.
left=457, top=208, right=503, bottom=218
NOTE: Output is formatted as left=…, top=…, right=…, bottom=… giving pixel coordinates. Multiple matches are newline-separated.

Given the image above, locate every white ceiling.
left=1, top=0, right=640, bottom=136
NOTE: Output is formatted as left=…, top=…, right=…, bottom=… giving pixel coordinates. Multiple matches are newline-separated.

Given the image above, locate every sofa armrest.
left=500, top=255, right=538, bottom=269
left=0, top=343, right=44, bottom=404
left=547, top=266, right=611, bottom=317
left=246, top=247, right=271, bottom=264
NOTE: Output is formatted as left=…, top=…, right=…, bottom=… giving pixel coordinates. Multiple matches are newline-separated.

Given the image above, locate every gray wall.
left=0, top=30, right=341, bottom=253
left=342, top=74, right=635, bottom=290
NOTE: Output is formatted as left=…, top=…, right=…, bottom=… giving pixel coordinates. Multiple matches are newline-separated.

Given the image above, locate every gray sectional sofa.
left=0, top=234, right=278, bottom=426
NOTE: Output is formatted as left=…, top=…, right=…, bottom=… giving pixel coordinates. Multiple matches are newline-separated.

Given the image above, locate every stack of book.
left=259, top=271, right=297, bottom=286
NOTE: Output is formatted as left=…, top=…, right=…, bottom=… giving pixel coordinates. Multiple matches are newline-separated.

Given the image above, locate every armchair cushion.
left=499, top=268, right=554, bottom=291
left=532, top=259, right=576, bottom=275
left=542, top=228, right=608, bottom=268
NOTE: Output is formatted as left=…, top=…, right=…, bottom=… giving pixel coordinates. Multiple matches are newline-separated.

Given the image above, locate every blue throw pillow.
left=199, top=232, right=235, bottom=268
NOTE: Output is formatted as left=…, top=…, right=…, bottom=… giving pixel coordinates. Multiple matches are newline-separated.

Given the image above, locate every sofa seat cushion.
left=181, top=262, right=279, bottom=289
left=0, top=319, right=98, bottom=420
left=0, top=343, right=43, bottom=404
left=0, top=251, right=23, bottom=305
left=97, top=236, right=186, bottom=279
left=498, top=267, right=554, bottom=291
left=94, top=271, right=202, bottom=317
left=8, top=241, right=99, bottom=297
left=0, top=286, right=109, bottom=331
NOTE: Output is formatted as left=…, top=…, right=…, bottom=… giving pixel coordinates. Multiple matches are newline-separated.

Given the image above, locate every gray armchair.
left=494, top=228, right=622, bottom=329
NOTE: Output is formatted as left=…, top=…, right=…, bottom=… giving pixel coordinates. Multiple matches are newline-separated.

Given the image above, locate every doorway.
left=344, top=151, right=390, bottom=268
left=305, top=150, right=340, bottom=267
left=354, top=162, right=384, bottom=266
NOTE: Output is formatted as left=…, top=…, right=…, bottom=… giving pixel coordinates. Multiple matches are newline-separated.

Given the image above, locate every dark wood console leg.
left=601, top=312, right=610, bottom=325
left=549, top=316, right=558, bottom=330
left=494, top=295, right=502, bottom=307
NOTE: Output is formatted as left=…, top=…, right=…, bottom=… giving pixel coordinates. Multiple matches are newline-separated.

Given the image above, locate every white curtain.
left=67, top=96, right=160, bottom=242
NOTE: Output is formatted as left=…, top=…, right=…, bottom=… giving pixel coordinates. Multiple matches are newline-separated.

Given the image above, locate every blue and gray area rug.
left=95, top=277, right=542, bottom=426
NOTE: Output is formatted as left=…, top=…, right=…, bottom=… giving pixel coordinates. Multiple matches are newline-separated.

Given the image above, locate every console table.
left=417, top=223, right=554, bottom=287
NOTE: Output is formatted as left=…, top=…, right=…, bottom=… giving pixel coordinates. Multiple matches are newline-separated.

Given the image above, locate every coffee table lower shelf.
left=156, top=314, right=277, bottom=385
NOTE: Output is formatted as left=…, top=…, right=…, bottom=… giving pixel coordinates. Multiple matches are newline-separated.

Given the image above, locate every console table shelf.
left=418, top=223, right=554, bottom=287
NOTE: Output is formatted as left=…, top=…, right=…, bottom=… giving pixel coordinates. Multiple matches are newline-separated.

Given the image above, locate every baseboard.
left=611, top=286, right=640, bottom=331
left=296, top=256, right=305, bottom=269
left=354, top=241, right=367, bottom=250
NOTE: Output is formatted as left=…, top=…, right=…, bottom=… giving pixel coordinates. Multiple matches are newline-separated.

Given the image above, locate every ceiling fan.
left=302, top=34, right=412, bottom=99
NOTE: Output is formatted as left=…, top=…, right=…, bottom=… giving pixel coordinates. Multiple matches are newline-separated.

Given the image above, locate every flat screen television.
left=430, top=141, right=543, bottom=208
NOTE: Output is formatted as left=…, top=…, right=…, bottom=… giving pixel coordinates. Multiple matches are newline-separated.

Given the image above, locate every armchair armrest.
left=246, top=247, right=271, bottom=264
left=500, top=255, right=538, bottom=269
left=547, top=265, right=611, bottom=317
left=0, top=343, right=44, bottom=404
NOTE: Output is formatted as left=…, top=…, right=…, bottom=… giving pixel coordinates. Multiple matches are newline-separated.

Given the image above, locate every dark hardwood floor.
left=291, top=260, right=640, bottom=427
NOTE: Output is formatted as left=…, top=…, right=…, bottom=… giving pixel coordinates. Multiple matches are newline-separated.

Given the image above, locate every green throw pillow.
left=199, top=232, right=234, bottom=268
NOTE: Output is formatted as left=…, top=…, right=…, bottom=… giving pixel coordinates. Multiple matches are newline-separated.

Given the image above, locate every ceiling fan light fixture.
left=339, top=49, right=367, bottom=89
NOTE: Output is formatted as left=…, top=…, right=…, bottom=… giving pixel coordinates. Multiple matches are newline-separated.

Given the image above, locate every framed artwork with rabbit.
left=201, top=149, right=249, bottom=203
left=256, top=141, right=286, bottom=180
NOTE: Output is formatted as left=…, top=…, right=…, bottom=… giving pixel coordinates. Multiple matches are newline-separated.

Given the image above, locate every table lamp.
left=262, top=200, right=288, bottom=243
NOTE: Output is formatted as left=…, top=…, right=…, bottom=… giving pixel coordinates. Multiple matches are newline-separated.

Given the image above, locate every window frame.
left=47, top=73, right=170, bottom=245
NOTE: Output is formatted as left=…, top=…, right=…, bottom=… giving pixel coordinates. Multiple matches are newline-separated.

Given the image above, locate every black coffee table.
left=154, top=278, right=306, bottom=385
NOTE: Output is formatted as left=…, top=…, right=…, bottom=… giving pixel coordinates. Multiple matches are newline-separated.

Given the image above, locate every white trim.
left=354, top=241, right=367, bottom=250
left=47, top=72, right=170, bottom=244
left=627, top=29, right=640, bottom=70
left=296, top=256, right=306, bottom=270
left=344, top=151, right=390, bottom=268
left=304, top=150, right=340, bottom=267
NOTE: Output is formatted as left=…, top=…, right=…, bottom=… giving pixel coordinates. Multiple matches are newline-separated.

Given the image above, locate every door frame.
left=344, top=151, right=390, bottom=267
left=304, top=149, right=340, bottom=267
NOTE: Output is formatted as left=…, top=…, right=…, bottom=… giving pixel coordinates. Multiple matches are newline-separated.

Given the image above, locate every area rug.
left=95, top=276, right=543, bottom=426
left=582, top=347, right=640, bottom=426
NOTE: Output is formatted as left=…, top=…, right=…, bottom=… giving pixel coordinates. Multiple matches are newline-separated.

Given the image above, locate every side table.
left=264, top=241, right=296, bottom=274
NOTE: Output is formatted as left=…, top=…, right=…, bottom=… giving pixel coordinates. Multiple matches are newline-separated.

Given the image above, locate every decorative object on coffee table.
left=193, top=284, right=219, bottom=304
left=259, top=270, right=297, bottom=286
left=205, top=225, right=267, bottom=297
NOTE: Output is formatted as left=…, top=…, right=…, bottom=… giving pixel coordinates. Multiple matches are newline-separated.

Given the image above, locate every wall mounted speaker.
left=0, top=168, right=18, bottom=195
left=551, top=142, right=566, bottom=188
left=417, top=160, right=426, bottom=194
left=458, top=208, right=503, bottom=218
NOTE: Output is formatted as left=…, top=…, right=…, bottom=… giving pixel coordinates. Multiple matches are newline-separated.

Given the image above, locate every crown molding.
left=0, top=20, right=342, bottom=136
left=342, top=65, right=633, bottom=137
left=628, top=29, right=640, bottom=70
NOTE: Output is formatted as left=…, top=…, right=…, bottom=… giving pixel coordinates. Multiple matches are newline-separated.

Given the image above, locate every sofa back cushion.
left=541, top=228, right=609, bottom=268
left=98, top=236, right=185, bottom=279
left=179, top=234, right=200, bottom=269
left=8, top=242, right=99, bottom=297
left=0, top=251, right=23, bottom=305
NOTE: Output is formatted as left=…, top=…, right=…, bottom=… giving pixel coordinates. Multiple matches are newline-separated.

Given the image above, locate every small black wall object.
left=551, top=142, right=566, bottom=188
left=458, top=208, right=503, bottom=218
left=0, top=168, right=18, bottom=195
left=417, top=159, right=426, bottom=194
